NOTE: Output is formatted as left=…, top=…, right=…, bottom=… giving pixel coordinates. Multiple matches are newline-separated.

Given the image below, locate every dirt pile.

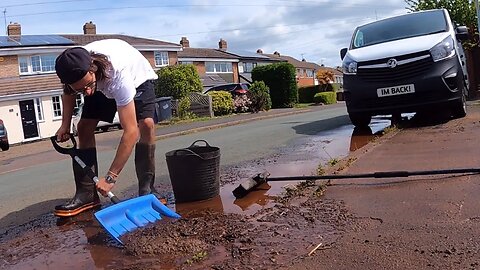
left=122, top=190, right=352, bottom=269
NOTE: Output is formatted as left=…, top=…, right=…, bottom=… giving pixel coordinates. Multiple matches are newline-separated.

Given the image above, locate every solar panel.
left=0, top=35, right=74, bottom=48
left=227, top=49, right=271, bottom=59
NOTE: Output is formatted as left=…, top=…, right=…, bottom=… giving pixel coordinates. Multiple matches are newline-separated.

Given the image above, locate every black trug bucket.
left=165, top=140, right=220, bottom=203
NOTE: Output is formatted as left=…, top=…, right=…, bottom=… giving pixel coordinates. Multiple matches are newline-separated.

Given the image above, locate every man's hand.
left=96, top=176, right=115, bottom=197
left=55, top=125, right=71, bottom=142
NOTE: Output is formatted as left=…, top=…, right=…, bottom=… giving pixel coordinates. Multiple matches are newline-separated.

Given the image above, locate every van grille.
left=357, top=52, right=433, bottom=83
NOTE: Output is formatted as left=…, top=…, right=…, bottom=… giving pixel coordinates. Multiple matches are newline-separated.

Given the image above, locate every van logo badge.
left=387, top=58, right=398, bottom=68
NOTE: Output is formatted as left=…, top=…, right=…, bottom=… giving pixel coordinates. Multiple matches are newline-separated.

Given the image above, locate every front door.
left=19, top=100, right=39, bottom=139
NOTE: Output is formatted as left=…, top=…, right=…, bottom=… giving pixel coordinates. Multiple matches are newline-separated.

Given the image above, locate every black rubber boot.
left=54, top=148, right=100, bottom=217
left=135, top=143, right=157, bottom=196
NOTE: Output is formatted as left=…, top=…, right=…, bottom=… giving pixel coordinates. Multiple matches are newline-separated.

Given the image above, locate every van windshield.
left=352, top=10, right=448, bottom=49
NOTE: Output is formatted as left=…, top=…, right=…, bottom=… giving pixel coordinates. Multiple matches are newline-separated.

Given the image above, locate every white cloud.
left=1, top=0, right=409, bottom=67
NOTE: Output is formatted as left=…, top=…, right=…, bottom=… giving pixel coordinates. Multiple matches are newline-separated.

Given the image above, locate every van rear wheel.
left=349, top=113, right=371, bottom=127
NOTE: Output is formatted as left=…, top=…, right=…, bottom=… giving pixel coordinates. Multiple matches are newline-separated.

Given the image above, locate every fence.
left=171, top=92, right=214, bottom=118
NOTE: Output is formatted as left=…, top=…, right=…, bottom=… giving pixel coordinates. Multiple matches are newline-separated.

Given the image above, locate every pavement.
left=0, top=103, right=345, bottom=162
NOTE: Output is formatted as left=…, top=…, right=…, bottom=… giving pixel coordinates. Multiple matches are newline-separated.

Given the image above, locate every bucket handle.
left=172, top=148, right=206, bottom=160
left=189, top=139, right=211, bottom=148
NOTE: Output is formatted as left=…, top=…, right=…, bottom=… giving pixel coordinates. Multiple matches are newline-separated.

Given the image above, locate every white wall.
left=0, top=95, right=64, bottom=145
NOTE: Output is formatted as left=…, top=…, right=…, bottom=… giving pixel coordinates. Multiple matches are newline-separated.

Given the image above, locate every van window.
left=352, top=10, right=448, bottom=49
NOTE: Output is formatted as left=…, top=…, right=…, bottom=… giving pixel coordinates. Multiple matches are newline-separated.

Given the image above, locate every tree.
left=405, top=0, right=478, bottom=48
left=155, top=64, right=202, bottom=99
left=316, top=69, right=335, bottom=92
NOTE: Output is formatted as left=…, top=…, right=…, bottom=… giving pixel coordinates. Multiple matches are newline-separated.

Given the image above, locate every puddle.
left=174, top=117, right=391, bottom=217
left=1, top=117, right=392, bottom=269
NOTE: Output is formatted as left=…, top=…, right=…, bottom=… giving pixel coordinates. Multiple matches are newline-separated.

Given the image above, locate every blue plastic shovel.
left=50, top=135, right=181, bottom=244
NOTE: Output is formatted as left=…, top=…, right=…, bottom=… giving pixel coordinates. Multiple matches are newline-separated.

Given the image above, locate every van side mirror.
left=340, top=48, right=348, bottom=60
left=456, top=26, right=469, bottom=41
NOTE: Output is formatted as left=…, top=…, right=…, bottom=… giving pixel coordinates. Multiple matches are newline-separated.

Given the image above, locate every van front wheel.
left=349, top=113, right=371, bottom=127
left=451, top=88, right=467, bottom=119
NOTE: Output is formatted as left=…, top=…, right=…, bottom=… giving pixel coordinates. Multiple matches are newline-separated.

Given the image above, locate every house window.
left=74, top=94, right=83, bottom=109
left=242, top=62, right=256, bottom=73
left=18, top=54, right=57, bottom=75
left=34, top=98, right=44, bottom=121
left=306, top=69, right=314, bottom=77
left=52, top=96, right=62, bottom=118
left=179, top=61, right=193, bottom=65
left=206, top=62, right=232, bottom=73
left=154, top=51, right=169, bottom=67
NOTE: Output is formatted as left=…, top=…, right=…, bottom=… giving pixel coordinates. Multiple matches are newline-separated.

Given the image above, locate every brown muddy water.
left=0, top=118, right=391, bottom=269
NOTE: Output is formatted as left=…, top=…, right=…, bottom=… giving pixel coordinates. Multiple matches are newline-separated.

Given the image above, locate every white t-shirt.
left=83, top=39, right=158, bottom=106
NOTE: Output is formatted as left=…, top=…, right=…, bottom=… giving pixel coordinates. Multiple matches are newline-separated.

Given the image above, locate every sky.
left=1, top=0, right=410, bottom=68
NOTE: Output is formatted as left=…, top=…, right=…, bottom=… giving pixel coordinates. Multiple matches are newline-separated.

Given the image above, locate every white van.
left=340, top=9, right=469, bottom=127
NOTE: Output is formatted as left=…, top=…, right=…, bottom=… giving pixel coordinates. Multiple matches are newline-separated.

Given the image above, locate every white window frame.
left=154, top=51, right=169, bottom=67
left=18, top=54, right=57, bottom=75
left=306, top=69, right=314, bottom=78
left=242, top=62, right=256, bottom=73
left=34, top=98, right=44, bottom=122
left=52, top=95, right=62, bottom=119
left=205, top=62, right=233, bottom=73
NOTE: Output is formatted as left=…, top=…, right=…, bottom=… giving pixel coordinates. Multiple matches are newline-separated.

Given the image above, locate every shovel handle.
left=74, top=156, right=121, bottom=204
left=50, top=134, right=77, bottom=156
left=51, top=135, right=121, bottom=204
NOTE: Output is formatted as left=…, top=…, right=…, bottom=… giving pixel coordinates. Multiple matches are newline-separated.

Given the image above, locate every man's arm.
left=109, top=100, right=139, bottom=176
left=56, top=94, right=76, bottom=141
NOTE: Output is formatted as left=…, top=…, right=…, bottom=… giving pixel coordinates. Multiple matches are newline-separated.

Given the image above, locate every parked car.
left=203, top=83, right=250, bottom=96
left=0, top=119, right=9, bottom=151
left=71, top=104, right=121, bottom=135
left=340, top=9, right=469, bottom=127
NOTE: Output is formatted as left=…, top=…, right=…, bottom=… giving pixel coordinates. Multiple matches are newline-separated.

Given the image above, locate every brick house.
left=177, top=37, right=281, bottom=89
left=0, top=22, right=181, bottom=145
left=260, top=51, right=321, bottom=87
left=177, top=37, right=240, bottom=89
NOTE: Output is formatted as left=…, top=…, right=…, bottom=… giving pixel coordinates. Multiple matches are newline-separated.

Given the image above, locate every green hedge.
left=251, top=62, right=297, bottom=108
left=313, top=91, right=336, bottom=104
left=298, top=84, right=335, bottom=103
left=208, top=91, right=234, bottom=116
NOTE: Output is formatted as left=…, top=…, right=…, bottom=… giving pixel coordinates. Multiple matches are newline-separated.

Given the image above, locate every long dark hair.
left=63, top=52, right=112, bottom=95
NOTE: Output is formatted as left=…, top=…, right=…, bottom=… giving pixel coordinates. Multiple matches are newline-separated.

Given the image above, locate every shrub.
left=177, top=96, right=195, bottom=119
left=233, top=94, right=252, bottom=113
left=313, top=91, right=337, bottom=105
left=249, top=81, right=272, bottom=112
left=208, top=91, right=234, bottom=116
left=251, top=62, right=297, bottom=108
left=156, top=65, right=202, bottom=99
left=298, top=85, right=336, bottom=103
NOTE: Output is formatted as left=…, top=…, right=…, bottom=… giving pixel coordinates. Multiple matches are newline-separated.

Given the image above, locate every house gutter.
left=0, top=46, right=71, bottom=56
left=178, top=57, right=239, bottom=62
left=0, top=89, right=63, bottom=102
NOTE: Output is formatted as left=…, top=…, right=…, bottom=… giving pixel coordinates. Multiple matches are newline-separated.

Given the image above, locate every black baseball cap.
left=55, top=47, right=91, bottom=84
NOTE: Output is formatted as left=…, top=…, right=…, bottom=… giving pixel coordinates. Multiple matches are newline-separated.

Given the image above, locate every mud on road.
left=3, top=104, right=480, bottom=269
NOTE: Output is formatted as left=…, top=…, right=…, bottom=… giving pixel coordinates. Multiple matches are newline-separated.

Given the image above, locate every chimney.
left=7, top=22, right=21, bottom=36
left=180, top=37, right=190, bottom=48
left=83, top=21, right=96, bottom=35
left=273, top=51, right=280, bottom=56
left=256, top=49, right=263, bottom=54
left=218, top=38, right=227, bottom=51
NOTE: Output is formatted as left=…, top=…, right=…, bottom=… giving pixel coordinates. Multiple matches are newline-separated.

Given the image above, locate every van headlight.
left=342, top=55, right=357, bottom=75
left=430, top=36, right=455, bottom=62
